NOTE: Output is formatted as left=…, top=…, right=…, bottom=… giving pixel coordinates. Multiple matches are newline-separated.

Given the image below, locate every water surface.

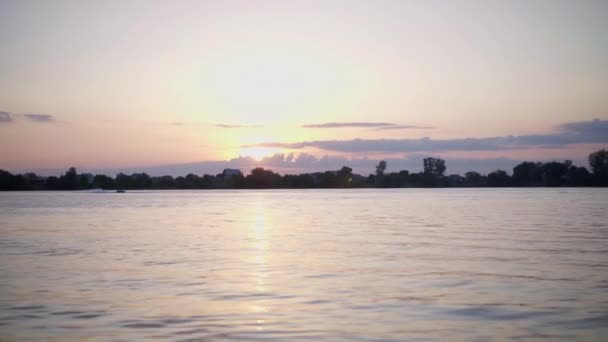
left=1, top=189, right=607, bottom=340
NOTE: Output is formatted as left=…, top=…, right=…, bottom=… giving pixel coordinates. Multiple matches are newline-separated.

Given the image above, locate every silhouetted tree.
left=541, top=161, right=569, bottom=186
left=377, top=170, right=409, bottom=188
left=3, top=151, right=608, bottom=190
left=464, top=171, right=483, bottom=187
left=93, top=174, right=115, bottom=189
left=512, top=161, right=543, bottom=186
left=406, top=172, right=425, bottom=187
left=114, top=173, right=133, bottom=189
left=155, top=175, right=176, bottom=189
left=245, top=167, right=281, bottom=188
left=375, top=160, right=387, bottom=187
left=423, top=157, right=446, bottom=177
left=565, top=164, right=591, bottom=186
left=447, top=174, right=465, bottom=187
left=336, top=166, right=353, bottom=188
left=376, top=160, right=387, bottom=176
left=422, top=157, right=446, bottom=186
left=20, top=173, right=44, bottom=190
left=59, top=167, right=79, bottom=190
left=282, top=174, right=315, bottom=188
left=45, top=176, right=61, bottom=190
left=228, top=173, right=246, bottom=188
left=589, top=149, right=608, bottom=185
left=0, top=170, right=26, bottom=190
left=201, top=174, right=216, bottom=188
left=487, top=169, right=510, bottom=187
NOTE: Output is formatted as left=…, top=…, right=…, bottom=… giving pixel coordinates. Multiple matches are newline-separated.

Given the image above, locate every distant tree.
left=45, top=176, right=61, bottom=190
left=423, top=157, right=446, bottom=177
left=181, top=174, right=202, bottom=189
left=541, top=161, right=569, bottom=186
left=565, top=165, right=591, bottom=186
left=22, top=173, right=44, bottom=190
left=366, top=174, right=376, bottom=186
left=375, top=160, right=387, bottom=176
left=512, top=161, right=543, bottom=186
left=446, top=174, right=465, bottom=187
left=131, top=173, right=152, bottom=189
left=78, top=173, right=93, bottom=189
left=155, top=175, right=176, bottom=189
left=318, top=171, right=338, bottom=188
left=4, top=151, right=608, bottom=190
left=282, top=174, right=315, bottom=188
left=115, top=173, right=132, bottom=189
left=93, top=174, right=115, bottom=189
left=245, top=167, right=281, bottom=188
left=464, top=171, right=483, bottom=187
left=379, top=170, right=409, bottom=188
left=487, top=169, right=510, bottom=187
left=589, top=149, right=608, bottom=184
left=406, top=172, right=425, bottom=187
left=60, top=167, right=79, bottom=190
left=375, top=161, right=387, bottom=187
left=337, top=166, right=353, bottom=188
left=0, top=170, right=26, bottom=190
left=228, top=173, right=245, bottom=189
left=202, top=174, right=217, bottom=188
left=421, top=157, right=446, bottom=187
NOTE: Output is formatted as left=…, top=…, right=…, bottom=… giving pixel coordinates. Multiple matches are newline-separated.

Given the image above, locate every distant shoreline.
left=2, top=187, right=608, bottom=192
left=2, top=149, right=607, bottom=190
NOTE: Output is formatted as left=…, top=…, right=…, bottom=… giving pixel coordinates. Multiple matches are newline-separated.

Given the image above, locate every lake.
left=1, top=189, right=607, bottom=341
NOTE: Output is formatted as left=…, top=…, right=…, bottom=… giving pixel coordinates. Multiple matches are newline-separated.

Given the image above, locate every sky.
left=1, top=0, right=607, bottom=175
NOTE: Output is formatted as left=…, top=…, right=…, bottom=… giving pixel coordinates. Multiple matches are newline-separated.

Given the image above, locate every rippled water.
left=1, top=189, right=607, bottom=341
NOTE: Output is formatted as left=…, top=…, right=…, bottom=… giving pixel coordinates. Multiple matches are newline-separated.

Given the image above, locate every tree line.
left=1, top=149, right=607, bottom=190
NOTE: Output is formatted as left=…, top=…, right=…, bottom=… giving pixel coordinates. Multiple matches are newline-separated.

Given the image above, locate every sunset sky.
left=1, top=0, right=607, bottom=175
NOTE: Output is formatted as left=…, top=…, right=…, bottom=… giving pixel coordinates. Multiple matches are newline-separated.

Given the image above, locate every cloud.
left=301, top=122, right=434, bottom=129
left=215, top=124, right=263, bottom=128
left=557, top=118, right=608, bottom=140
left=0, top=111, right=12, bottom=123
left=23, top=114, right=55, bottom=123
left=83, top=152, right=534, bottom=177
left=246, top=119, right=608, bottom=153
left=302, top=122, right=394, bottom=128
left=374, top=124, right=435, bottom=130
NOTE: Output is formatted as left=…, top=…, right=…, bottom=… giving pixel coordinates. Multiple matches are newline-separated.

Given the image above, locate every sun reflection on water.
left=249, top=198, right=270, bottom=316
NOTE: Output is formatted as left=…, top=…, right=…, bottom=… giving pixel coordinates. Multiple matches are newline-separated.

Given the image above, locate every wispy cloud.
left=302, top=122, right=434, bottom=130
left=245, top=119, right=608, bottom=153
left=0, top=111, right=12, bottom=123
left=23, top=113, right=55, bottom=123
left=374, top=124, right=435, bottom=130
left=215, top=124, right=263, bottom=128
left=302, top=122, right=394, bottom=128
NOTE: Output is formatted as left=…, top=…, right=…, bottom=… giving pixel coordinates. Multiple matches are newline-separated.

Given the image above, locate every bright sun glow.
left=198, top=44, right=348, bottom=122
left=240, top=147, right=280, bottom=160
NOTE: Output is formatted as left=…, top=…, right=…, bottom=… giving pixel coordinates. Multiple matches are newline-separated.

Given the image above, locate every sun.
left=240, top=147, right=279, bottom=160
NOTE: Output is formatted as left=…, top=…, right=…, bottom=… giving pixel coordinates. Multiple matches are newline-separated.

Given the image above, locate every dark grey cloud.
left=215, top=124, right=263, bottom=128
left=23, top=114, right=55, bottom=123
left=246, top=119, right=608, bottom=153
left=558, top=118, right=608, bottom=140
left=0, top=111, right=12, bottom=123
left=302, top=122, right=395, bottom=128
